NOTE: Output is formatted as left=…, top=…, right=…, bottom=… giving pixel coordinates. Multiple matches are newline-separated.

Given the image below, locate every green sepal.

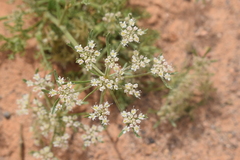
left=22, top=79, right=27, bottom=83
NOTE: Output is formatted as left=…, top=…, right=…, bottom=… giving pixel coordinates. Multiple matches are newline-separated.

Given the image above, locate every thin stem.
left=38, top=40, right=51, bottom=69
left=74, top=85, right=91, bottom=92
left=92, top=64, right=105, bottom=76
left=116, top=43, right=122, bottom=53
left=59, top=3, right=69, bottom=25
left=100, top=90, right=105, bottom=104
left=110, top=90, right=122, bottom=111
left=124, top=72, right=150, bottom=79
left=105, top=129, right=123, bottom=160
left=82, top=87, right=99, bottom=102
left=71, top=80, right=91, bottom=84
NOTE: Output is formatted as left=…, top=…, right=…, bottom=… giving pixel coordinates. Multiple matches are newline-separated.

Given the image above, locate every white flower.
left=121, top=109, right=146, bottom=134
left=120, top=17, right=145, bottom=46
left=89, top=102, right=111, bottom=125
left=81, top=125, right=103, bottom=147
left=151, top=55, right=173, bottom=80
left=124, top=83, right=141, bottom=98
left=75, top=40, right=100, bottom=70
left=131, top=50, right=150, bottom=72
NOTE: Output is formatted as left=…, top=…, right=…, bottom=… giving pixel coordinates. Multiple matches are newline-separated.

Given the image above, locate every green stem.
left=124, top=72, right=150, bottom=79
left=74, top=85, right=91, bottom=92
left=110, top=90, right=122, bottom=111
left=70, top=80, right=91, bottom=84
left=100, top=90, right=105, bottom=104
left=82, top=87, right=99, bottom=101
left=38, top=44, right=51, bottom=69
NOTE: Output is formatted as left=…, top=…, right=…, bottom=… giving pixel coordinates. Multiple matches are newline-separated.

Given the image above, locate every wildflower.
left=121, top=109, right=146, bottom=134
left=89, top=102, right=111, bottom=125
left=81, top=125, right=104, bottom=147
left=16, top=94, right=29, bottom=115
left=62, top=115, right=80, bottom=128
left=131, top=50, right=150, bottom=72
left=120, top=18, right=145, bottom=46
left=151, top=55, right=174, bottom=81
left=32, top=146, right=57, bottom=160
left=26, top=73, right=53, bottom=97
left=48, top=78, right=82, bottom=111
left=53, top=133, right=70, bottom=148
left=124, top=83, right=141, bottom=98
left=102, top=12, right=121, bottom=23
left=105, top=50, right=120, bottom=71
left=91, top=76, right=120, bottom=92
left=75, top=40, right=101, bottom=71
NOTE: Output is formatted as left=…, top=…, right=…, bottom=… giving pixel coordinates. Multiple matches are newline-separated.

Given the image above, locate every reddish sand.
left=1, top=0, right=240, bottom=159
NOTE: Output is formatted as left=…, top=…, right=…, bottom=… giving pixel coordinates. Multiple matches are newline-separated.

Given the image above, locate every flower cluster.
left=105, top=50, right=120, bottom=71
left=121, top=109, right=146, bottom=134
left=124, top=83, right=141, bottom=98
left=16, top=94, right=29, bottom=115
left=53, top=133, right=70, bottom=148
left=151, top=55, right=174, bottom=81
left=62, top=115, right=81, bottom=128
left=131, top=50, right=150, bottom=72
left=91, top=76, right=120, bottom=91
left=89, top=102, right=111, bottom=125
left=81, top=125, right=104, bottom=147
left=75, top=40, right=101, bottom=70
left=32, top=146, right=57, bottom=160
left=120, top=18, right=145, bottom=46
left=102, top=12, right=121, bottom=23
left=26, top=73, right=53, bottom=97
left=32, top=106, right=57, bottom=137
left=49, top=77, right=83, bottom=111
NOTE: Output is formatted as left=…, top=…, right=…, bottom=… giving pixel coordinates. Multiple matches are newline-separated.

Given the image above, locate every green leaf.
left=41, top=89, right=50, bottom=93
left=22, top=79, right=27, bottom=83
left=51, top=98, right=60, bottom=114
left=161, top=77, right=173, bottom=90
left=67, top=42, right=75, bottom=50
left=118, top=130, right=125, bottom=137
left=153, top=120, right=161, bottom=128
left=169, top=120, right=177, bottom=127
left=35, top=68, right=39, bottom=74
left=53, top=70, right=58, bottom=81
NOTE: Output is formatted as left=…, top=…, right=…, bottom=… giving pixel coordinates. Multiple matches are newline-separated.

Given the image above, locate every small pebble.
left=148, top=137, right=155, bottom=144
left=3, top=112, right=11, bottom=120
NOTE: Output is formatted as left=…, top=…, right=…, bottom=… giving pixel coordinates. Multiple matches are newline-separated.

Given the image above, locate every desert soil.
left=0, top=0, right=240, bottom=160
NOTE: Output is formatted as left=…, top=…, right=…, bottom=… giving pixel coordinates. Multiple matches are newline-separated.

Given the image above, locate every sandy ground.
left=1, top=0, right=240, bottom=160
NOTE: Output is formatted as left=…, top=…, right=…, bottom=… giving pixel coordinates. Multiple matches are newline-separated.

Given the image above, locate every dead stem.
left=105, top=129, right=123, bottom=160
left=20, top=124, right=25, bottom=160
